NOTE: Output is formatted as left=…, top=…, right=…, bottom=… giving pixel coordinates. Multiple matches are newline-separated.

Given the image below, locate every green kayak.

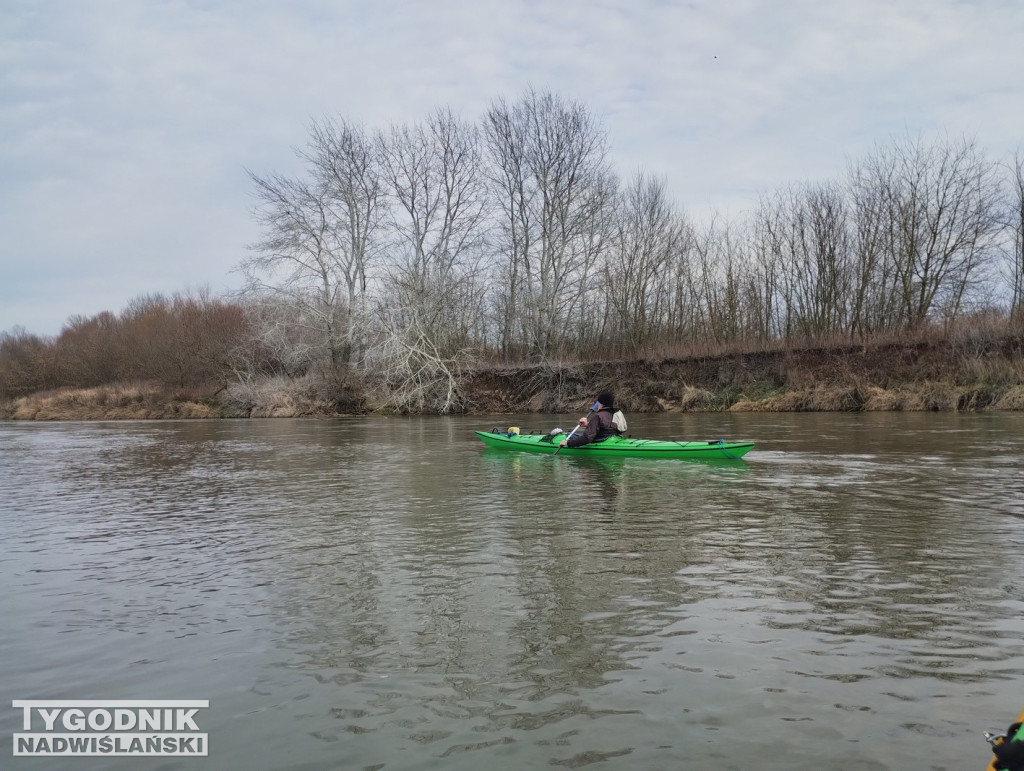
left=474, top=430, right=754, bottom=459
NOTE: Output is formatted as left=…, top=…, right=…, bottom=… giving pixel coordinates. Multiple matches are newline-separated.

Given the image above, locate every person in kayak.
left=560, top=391, right=623, bottom=448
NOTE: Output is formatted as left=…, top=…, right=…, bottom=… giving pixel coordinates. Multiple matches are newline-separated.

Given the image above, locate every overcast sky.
left=2, top=0, right=1023, bottom=336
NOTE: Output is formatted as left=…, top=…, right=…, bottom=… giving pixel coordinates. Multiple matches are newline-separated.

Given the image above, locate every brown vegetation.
left=455, top=332, right=1024, bottom=416
left=0, top=382, right=220, bottom=421
left=0, top=290, right=248, bottom=399
left=2, top=331, right=1021, bottom=420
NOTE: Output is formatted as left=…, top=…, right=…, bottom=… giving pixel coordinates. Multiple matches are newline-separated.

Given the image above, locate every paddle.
left=986, top=707, right=1024, bottom=771
left=554, top=400, right=599, bottom=454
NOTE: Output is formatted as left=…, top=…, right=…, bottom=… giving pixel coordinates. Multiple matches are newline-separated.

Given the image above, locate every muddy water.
left=1, top=413, right=1022, bottom=770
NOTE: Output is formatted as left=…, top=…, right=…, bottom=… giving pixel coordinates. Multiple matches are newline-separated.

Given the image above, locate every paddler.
left=559, top=391, right=623, bottom=449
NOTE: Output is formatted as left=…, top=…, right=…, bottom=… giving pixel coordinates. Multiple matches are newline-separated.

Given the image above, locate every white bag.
left=612, top=410, right=627, bottom=433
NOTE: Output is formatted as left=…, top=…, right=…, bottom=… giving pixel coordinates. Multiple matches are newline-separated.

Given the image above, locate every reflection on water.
left=1, top=413, right=1023, bottom=770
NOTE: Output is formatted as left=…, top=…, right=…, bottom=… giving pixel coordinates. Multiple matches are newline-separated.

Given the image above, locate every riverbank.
left=465, top=337, right=1024, bottom=413
left=2, top=336, right=1023, bottom=419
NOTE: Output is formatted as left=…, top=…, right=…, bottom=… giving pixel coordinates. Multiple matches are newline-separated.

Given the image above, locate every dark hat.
left=597, top=390, right=615, bottom=408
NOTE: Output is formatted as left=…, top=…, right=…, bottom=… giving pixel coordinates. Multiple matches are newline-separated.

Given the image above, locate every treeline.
left=237, top=89, right=1024, bottom=409
left=3, top=89, right=1023, bottom=412
left=0, top=292, right=247, bottom=398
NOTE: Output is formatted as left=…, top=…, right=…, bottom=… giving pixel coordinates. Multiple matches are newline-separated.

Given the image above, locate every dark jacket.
left=567, top=407, right=617, bottom=448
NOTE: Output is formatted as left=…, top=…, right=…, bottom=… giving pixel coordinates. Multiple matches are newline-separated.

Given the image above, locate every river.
left=1, top=413, right=1022, bottom=770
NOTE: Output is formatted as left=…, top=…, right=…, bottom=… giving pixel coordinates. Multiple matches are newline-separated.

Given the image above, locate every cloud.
left=2, top=0, right=1022, bottom=334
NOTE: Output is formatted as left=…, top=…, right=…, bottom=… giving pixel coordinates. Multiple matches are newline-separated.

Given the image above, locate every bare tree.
left=604, top=172, right=686, bottom=354
left=241, top=171, right=348, bottom=375
left=240, top=118, right=383, bottom=381
left=1008, top=151, right=1024, bottom=326
left=55, top=311, right=123, bottom=386
left=483, top=88, right=616, bottom=359
left=481, top=99, right=530, bottom=357
left=863, top=135, right=1003, bottom=328
left=687, top=218, right=751, bottom=346
left=661, top=219, right=701, bottom=344
left=304, top=118, right=384, bottom=361
left=749, top=201, right=785, bottom=340
left=847, top=157, right=902, bottom=337
left=377, top=107, right=490, bottom=352
left=754, top=182, right=852, bottom=341
left=114, top=290, right=247, bottom=387
left=0, top=327, right=56, bottom=397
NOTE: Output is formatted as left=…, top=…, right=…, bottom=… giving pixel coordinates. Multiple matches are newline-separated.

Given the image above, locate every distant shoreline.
left=3, top=337, right=1023, bottom=420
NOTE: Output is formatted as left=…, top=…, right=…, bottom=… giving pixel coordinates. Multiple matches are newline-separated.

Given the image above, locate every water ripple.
left=1, top=414, right=1023, bottom=769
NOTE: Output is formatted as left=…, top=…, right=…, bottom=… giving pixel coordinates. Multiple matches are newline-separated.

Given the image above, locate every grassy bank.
left=2, top=336, right=1023, bottom=420
left=0, top=382, right=223, bottom=420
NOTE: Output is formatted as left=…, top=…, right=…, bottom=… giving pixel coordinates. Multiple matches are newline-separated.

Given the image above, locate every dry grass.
left=679, top=386, right=717, bottom=410
left=992, top=385, right=1024, bottom=410
left=729, top=382, right=1012, bottom=412
left=1, top=382, right=221, bottom=420
left=730, top=386, right=866, bottom=412
left=0, top=375, right=354, bottom=421
left=860, top=387, right=904, bottom=411
left=649, top=386, right=716, bottom=411
left=225, top=375, right=341, bottom=418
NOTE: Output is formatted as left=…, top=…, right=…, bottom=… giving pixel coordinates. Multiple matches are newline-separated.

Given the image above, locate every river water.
left=1, top=413, right=1022, bottom=770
